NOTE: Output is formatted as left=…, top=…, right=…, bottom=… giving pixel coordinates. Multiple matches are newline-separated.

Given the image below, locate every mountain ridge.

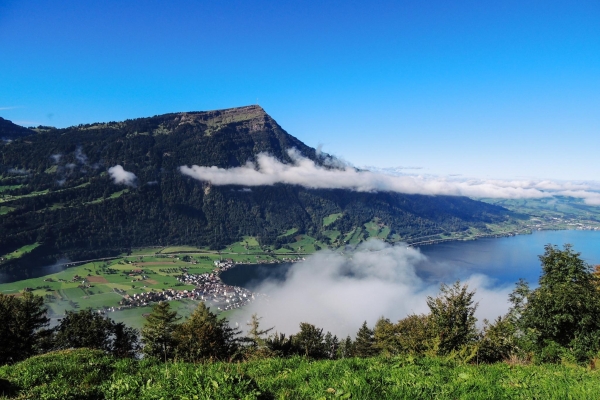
left=0, top=106, right=510, bottom=275
left=0, top=117, right=37, bottom=141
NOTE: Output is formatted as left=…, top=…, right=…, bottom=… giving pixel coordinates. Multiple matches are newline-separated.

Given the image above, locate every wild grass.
left=0, top=350, right=599, bottom=399
left=0, top=243, right=40, bottom=261
left=323, top=213, right=342, bottom=227
left=0, top=206, right=14, bottom=215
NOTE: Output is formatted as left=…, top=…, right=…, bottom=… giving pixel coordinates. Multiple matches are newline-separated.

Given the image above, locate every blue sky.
left=1, top=0, right=599, bottom=180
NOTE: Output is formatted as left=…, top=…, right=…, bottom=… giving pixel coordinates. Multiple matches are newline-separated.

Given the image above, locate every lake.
left=220, top=230, right=600, bottom=290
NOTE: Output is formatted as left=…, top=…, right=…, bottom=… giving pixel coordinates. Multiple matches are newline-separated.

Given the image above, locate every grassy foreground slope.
left=1, top=349, right=599, bottom=399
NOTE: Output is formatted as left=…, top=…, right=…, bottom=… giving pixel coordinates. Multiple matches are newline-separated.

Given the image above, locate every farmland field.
left=0, top=239, right=305, bottom=327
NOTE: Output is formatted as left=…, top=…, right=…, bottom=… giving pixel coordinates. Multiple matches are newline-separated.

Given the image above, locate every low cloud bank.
left=7, top=168, right=28, bottom=175
left=75, top=146, right=88, bottom=164
left=232, top=240, right=513, bottom=337
left=180, top=149, right=600, bottom=205
left=108, top=165, right=137, bottom=187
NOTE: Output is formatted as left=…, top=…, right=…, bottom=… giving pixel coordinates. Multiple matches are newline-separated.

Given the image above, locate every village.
left=112, top=259, right=260, bottom=313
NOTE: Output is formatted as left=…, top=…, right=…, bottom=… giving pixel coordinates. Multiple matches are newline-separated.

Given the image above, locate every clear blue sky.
left=1, top=0, right=599, bottom=180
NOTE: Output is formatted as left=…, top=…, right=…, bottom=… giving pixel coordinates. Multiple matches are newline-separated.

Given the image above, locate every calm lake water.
left=0, top=258, right=68, bottom=284
left=220, top=230, right=600, bottom=290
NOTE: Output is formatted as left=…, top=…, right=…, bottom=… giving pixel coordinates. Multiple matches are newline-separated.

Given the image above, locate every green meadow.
left=0, top=239, right=306, bottom=328
left=0, top=252, right=221, bottom=327
left=1, top=350, right=599, bottom=399
left=0, top=243, right=40, bottom=261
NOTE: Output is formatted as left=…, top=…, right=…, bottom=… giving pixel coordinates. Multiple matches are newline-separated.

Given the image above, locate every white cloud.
left=7, top=168, right=28, bottom=175
left=232, top=240, right=513, bottom=337
left=75, top=146, right=88, bottom=164
left=180, top=148, right=600, bottom=205
left=108, top=165, right=137, bottom=187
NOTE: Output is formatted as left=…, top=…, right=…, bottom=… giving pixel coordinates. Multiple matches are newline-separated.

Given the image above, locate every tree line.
left=2, top=244, right=598, bottom=366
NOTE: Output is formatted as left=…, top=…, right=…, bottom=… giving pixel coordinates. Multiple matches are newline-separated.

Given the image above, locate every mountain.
left=0, top=106, right=509, bottom=273
left=0, top=117, right=37, bottom=141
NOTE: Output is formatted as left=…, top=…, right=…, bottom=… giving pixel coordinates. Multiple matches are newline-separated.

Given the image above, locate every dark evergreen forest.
left=0, top=106, right=509, bottom=272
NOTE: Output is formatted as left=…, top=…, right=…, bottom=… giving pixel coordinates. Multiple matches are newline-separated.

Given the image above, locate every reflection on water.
left=0, top=258, right=68, bottom=284
left=220, top=263, right=293, bottom=290
left=220, top=230, right=600, bottom=290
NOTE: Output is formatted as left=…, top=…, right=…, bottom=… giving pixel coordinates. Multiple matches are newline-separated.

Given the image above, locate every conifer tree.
left=246, top=313, right=274, bottom=348
left=354, top=321, right=377, bottom=357
left=174, top=302, right=239, bottom=362
left=0, top=292, right=49, bottom=364
left=323, top=332, right=339, bottom=359
left=244, top=313, right=274, bottom=359
left=12, top=292, right=50, bottom=360
left=337, top=335, right=354, bottom=358
left=374, top=317, right=397, bottom=355
left=111, top=322, right=140, bottom=358
left=293, top=322, right=326, bottom=358
left=142, top=301, right=180, bottom=361
left=266, top=332, right=296, bottom=357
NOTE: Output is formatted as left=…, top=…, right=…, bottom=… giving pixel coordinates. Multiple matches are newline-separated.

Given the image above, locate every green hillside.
left=0, top=106, right=510, bottom=274
left=0, top=117, right=36, bottom=141
left=1, top=349, right=598, bottom=399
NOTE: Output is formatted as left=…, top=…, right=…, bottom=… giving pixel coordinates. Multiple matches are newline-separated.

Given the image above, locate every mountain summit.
left=0, top=106, right=508, bottom=273
left=0, top=117, right=36, bottom=141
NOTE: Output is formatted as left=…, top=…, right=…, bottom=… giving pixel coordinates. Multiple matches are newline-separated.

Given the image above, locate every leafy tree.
left=507, top=278, right=530, bottom=326
left=395, top=314, right=433, bottom=355
left=427, top=281, right=478, bottom=355
left=522, top=244, right=600, bottom=362
left=374, top=317, right=397, bottom=355
left=141, top=301, right=180, bottom=361
left=0, top=292, right=49, bottom=364
left=293, top=322, right=325, bottom=358
left=354, top=321, right=377, bottom=357
left=52, top=309, right=138, bottom=358
left=174, top=302, right=239, bottom=362
left=53, top=309, right=114, bottom=351
left=478, top=316, right=517, bottom=363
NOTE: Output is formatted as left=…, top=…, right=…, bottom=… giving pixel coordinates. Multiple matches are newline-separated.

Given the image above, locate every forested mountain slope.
left=0, top=105, right=509, bottom=272
left=0, top=117, right=37, bottom=141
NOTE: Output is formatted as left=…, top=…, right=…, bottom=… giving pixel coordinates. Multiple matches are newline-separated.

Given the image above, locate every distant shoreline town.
left=109, top=257, right=305, bottom=314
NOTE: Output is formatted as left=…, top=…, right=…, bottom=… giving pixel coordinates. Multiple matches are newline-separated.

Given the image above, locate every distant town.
left=110, top=257, right=305, bottom=313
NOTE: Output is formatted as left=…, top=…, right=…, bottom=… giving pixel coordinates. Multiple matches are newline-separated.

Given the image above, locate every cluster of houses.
left=112, top=259, right=258, bottom=312
left=114, top=288, right=201, bottom=310
left=177, top=271, right=257, bottom=311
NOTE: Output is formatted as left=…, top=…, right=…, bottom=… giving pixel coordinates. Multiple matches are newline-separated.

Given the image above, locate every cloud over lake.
left=232, top=240, right=514, bottom=337
left=180, top=149, right=600, bottom=205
